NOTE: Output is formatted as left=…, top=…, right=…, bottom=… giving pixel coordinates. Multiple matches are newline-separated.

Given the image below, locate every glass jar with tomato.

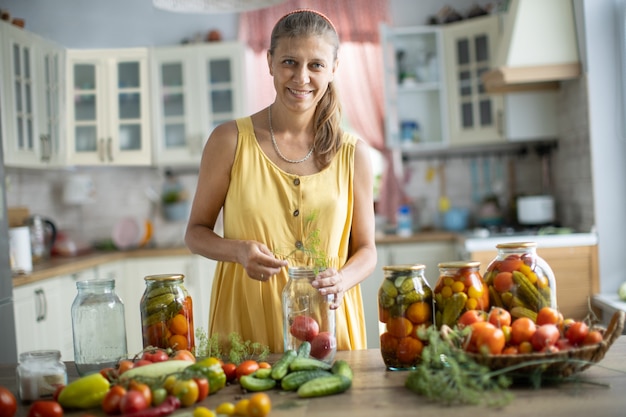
left=434, top=261, right=489, bottom=328
left=483, top=242, right=557, bottom=318
left=140, top=274, right=194, bottom=352
left=282, top=266, right=336, bottom=363
left=378, top=264, right=433, bottom=370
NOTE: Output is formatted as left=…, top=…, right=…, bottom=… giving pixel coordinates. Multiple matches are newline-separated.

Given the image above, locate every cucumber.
left=297, top=374, right=352, bottom=398
left=239, top=374, right=277, bottom=392
left=253, top=367, right=272, bottom=379
left=280, top=369, right=333, bottom=391
left=331, top=359, right=353, bottom=381
left=297, top=341, right=311, bottom=357
left=119, top=360, right=191, bottom=382
left=270, top=349, right=297, bottom=380
left=289, top=356, right=332, bottom=372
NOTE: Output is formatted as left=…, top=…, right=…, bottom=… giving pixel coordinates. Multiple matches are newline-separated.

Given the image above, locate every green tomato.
left=151, top=387, right=168, bottom=406
left=618, top=281, right=626, bottom=301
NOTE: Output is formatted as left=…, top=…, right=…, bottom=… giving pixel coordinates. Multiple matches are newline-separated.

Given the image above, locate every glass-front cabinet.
left=380, top=24, right=448, bottom=151
left=443, top=15, right=504, bottom=146
left=66, top=48, right=151, bottom=165
left=1, top=21, right=65, bottom=167
left=151, top=41, right=246, bottom=166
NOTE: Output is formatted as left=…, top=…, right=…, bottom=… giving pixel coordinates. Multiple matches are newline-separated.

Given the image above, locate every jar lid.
left=437, top=261, right=480, bottom=269
left=144, top=274, right=185, bottom=282
left=495, top=242, right=537, bottom=249
left=383, top=264, right=426, bottom=271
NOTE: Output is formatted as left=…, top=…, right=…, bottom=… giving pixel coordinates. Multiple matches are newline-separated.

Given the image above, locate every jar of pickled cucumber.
left=378, top=264, right=433, bottom=371
left=434, top=261, right=488, bottom=328
left=483, top=242, right=557, bottom=319
left=140, top=274, right=194, bottom=352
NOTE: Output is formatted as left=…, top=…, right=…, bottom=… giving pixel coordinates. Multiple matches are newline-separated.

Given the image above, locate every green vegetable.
left=289, top=356, right=332, bottom=372
left=271, top=349, right=297, bottom=380
left=404, top=325, right=513, bottom=407
left=253, top=367, right=273, bottom=379
left=193, top=357, right=227, bottom=394
left=239, top=374, right=277, bottom=392
left=297, top=374, right=351, bottom=398
left=297, top=341, right=311, bottom=357
left=331, top=359, right=353, bottom=381
left=119, top=359, right=190, bottom=383
left=280, top=369, right=333, bottom=391
left=58, top=372, right=110, bottom=409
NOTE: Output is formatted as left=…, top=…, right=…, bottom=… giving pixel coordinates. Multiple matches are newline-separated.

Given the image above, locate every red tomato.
left=258, top=362, right=271, bottom=369
left=498, top=257, right=524, bottom=273
left=27, top=401, right=63, bottom=417
left=555, top=337, right=574, bottom=351
left=487, top=307, right=511, bottom=328
left=583, top=329, right=603, bottom=345
left=99, top=367, right=118, bottom=382
left=236, top=360, right=259, bottom=380
left=133, top=359, right=153, bottom=368
left=493, top=272, right=514, bottom=293
left=566, top=321, right=589, bottom=345
left=510, top=317, right=537, bottom=345
left=468, top=322, right=505, bottom=355
left=120, top=390, right=149, bottom=415
left=531, top=324, right=561, bottom=351
left=52, top=385, right=65, bottom=402
left=457, top=310, right=486, bottom=328
left=102, top=385, right=127, bottom=415
left=310, top=331, right=337, bottom=360
left=536, top=307, right=563, bottom=326
left=117, top=359, right=135, bottom=375
left=0, top=387, right=17, bottom=417
left=171, top=349, right=196, bottom=363
left=289, top=315, right=320, bottom=342
left=222, top=362, right=237, bottom=383
left=141, top=348, right=170, bottom=363
left=129, top=381, right=152, bottom=406
left=194, top=377, right=209, bottom=402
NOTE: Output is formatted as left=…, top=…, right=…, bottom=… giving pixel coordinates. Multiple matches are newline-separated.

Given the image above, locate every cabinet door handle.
left=40, top=134, right=51, bottom=162
left=107, top=137, right=114, bottom=162
left=98, top=138, right=106, bottom=162
left=497, top=109, right=503, bottom=137
left=34, top=288, right=47, bottom=322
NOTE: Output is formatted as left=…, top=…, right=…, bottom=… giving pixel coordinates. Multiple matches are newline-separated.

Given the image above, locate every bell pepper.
left=58, top=372, right=110, bottom=409
left=184, top=357, right=226, bottom=394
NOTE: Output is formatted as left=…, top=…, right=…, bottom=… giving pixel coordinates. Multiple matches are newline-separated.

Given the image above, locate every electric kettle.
left=26, top=215, right=57, bottom=263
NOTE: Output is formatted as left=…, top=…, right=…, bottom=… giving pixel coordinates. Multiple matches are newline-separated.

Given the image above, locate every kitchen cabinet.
left=66, top=48, right=152, bottom=166
left=1, top=21, right=65, bottom=167
left=380, top=24, right=448, bottom=150
left=361, top=240, right=458, bottom=349
left=468, top=245, right=599, bottom=321
left=442, top=15, right=504, bottom=146
left=151, top=42, right=246, bottom=166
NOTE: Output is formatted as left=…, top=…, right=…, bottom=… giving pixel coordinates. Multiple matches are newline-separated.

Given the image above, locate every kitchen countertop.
left=461, top=232, right=598, bottom=253
left=2, top=340, right=626, bottom=417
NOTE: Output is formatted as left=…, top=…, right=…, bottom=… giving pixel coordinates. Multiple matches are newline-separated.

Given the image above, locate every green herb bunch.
left=194, top=328, right=270, bottom=364
left=276, top=210, right=329, bottom=274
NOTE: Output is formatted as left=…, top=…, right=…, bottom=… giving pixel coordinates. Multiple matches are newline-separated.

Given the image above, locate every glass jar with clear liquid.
left=282, top=267, right=336, bottom=363
left=71, top=279, right=127, bottom=376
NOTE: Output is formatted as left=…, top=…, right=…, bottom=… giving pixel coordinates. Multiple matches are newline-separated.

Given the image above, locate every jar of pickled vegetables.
left=483, top=242, right=556, bottom=319
left=378, top=264, right=433, bottom=370
left=434, top=261, right=488, bottom=328
left=140, top=274, right=194, bottom=352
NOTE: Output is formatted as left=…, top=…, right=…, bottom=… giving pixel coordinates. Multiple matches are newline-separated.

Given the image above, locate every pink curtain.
left=239, top=0, right=408, bottom=222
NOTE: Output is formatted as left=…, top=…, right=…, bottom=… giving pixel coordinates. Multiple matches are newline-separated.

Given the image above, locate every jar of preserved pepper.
left=378, top=264, right=433, bottom=370
left=434, top=261, right=488, bottom=328
left=140, top=274, right=194, bottom=352
left=483, top=242, right=557, bottom=319
left=283, top=266, right=336, bottom=363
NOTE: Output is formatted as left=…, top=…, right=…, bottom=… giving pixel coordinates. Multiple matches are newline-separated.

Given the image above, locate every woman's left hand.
left=311, top=268, right=345, bottom=309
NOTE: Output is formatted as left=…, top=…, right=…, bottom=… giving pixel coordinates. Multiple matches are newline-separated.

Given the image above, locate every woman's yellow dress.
left=207, top=117, right=367, bottom=353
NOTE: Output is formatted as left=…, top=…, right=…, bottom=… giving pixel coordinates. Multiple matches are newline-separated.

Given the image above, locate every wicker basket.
left=465, top=310, right=625, bottom=378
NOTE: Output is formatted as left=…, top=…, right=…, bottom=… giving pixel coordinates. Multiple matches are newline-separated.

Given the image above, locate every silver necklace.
left=268, top=105, right=314, bottom=164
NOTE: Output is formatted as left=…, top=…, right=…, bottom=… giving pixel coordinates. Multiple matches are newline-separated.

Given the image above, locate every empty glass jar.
left=71, top=279, right=127, bottom=376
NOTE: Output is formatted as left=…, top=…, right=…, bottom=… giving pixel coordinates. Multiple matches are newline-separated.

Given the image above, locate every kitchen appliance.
left=516, top=195, right=555, bottom=226
left=26, top=215, right=57, bottom=263
left=0, top=128, right=19, bottom=363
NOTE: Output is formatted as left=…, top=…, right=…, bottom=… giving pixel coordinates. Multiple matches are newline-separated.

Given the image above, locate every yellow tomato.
left=172, top=379, right=199, bottom=407
left=248, top=392, right=272, bottom=417
left=234, top=398, right=250, bottom=416
left=193, top=406, right=216, bottom=417
left=215, top=402, right=236, bottom=416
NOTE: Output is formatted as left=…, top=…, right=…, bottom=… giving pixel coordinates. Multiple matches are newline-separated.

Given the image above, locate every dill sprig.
left=405, top=326, right=513, bottom=407
left=275, top=210, right=329, bottom=273
left=194, top=328, right=270, bottom=364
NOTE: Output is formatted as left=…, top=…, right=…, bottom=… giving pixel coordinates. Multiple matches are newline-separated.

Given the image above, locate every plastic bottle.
left=396, top=205, right=413, bottom=237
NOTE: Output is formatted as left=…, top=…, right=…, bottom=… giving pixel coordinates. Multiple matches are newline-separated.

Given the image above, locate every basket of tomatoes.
left=448, top=307, right=624, bottom=378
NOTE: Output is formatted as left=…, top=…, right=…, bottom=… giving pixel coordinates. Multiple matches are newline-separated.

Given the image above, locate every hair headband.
left=279, top=8, right=337, bottom=34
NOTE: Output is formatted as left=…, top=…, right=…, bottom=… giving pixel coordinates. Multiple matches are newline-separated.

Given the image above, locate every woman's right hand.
left=241, top=241, right=288, bottom=281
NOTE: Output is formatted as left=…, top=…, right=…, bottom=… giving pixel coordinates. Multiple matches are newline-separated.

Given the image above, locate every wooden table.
left=3, top=340, right=626, bottom=417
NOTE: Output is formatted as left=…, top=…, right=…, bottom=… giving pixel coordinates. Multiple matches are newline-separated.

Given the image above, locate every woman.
left=185, top=9, right=377, bottom=353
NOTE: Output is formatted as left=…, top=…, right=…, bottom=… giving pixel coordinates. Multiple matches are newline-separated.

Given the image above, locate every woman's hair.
left=269, top=9, right=343, bottom=167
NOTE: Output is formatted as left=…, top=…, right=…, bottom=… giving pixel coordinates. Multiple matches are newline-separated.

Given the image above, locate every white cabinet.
left=13, top=278, right=69, bottom=359
left=66, top=48, right=152, bottom=165
left=443, top=15, right=504, bottom=146
left=380, top=24, right=448, bottom=150
left=361, top=240, right=458, bottom=349
left=1, top=21, right=65, bottom=167
left=151, top=42, right=246, bottom=166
